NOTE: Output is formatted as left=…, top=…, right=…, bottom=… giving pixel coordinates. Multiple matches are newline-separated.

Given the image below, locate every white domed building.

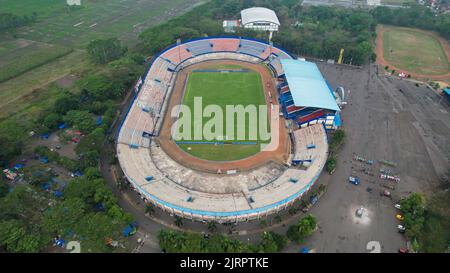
left=240, top=7, right=280, bottom=32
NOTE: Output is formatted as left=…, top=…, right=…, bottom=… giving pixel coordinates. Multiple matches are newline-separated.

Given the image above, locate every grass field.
left=419, top=191, right=450, bottom=252
left=0, top=50, right=87, bottom=120
left=381, top=26, right=450, bottom=76
left=0, top=0, right=202, bottom=132
left=381, top=0, right=416, bottom=5
left=0, top=39, right=73, bottom=83
left=1, top=0, right=203, bottom=48
left=177, top=68, right=268, bottom=161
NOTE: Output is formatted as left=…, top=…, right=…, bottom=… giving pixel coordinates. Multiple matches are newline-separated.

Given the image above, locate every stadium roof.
left=241, top=7, right=280, bottom=26
left=444, top=87, right=450, bottom=96
left=280, top=59, right=340, bottom=112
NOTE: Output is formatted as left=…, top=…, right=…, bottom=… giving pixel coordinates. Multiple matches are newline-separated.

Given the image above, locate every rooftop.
left=443, top=87, right=450, bottom=96
left=280, top=59, right=340, bottom=112
left=241, top=7, right=280, bottom=26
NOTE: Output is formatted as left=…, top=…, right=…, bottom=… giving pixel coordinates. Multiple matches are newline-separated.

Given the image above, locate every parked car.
left=394, top=204, right=401, bottom=210
left=396, top=214, right=404, bottom=221
left=398, top=248, right=409, bottom=253
left=380, top=190, right=391, bottom=197
left=348, top=176, right=360, bottom=185
left=397, top=225, right=406, bottom=233
left=356, top=207, right=365, bottom=218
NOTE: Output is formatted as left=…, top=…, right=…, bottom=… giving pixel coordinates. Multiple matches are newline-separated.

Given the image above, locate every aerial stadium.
left=115, top=35, right=343, bottom=223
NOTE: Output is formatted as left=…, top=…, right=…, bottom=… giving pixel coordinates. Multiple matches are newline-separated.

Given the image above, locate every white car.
left=356, top=207, right=365, bottom=217
left=397, top=225, right=406, bottom=232
left=394, top=204, right=401, bottom=210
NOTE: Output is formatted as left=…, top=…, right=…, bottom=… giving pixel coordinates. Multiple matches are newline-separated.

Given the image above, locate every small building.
left=240, top=7, right=280, bottom=32
left=222, top=20, right=240, bottom=33
left=67, top=0, right=81, bottom=6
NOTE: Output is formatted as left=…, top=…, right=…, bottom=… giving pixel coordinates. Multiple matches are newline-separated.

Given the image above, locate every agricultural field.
left=380, top=0, right=416, bottom=5
left=378, top=25, right=450, bottom=77
left=0, top=39, right=73, bottom=83
left=177, top=69, right=268, bottom=161
left=0, top=50, right=87, bottom=121
left=0, top=0, right=203, bottom=128
left=1, top=0, right=204, bottom=48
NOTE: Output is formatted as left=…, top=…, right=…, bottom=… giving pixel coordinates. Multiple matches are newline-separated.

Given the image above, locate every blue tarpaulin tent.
left=96, top=116, right=103, bottom=126
left=58, top=123, right=66, bottom=129
left=123, top=224, right=137, bottom=237
left=145, top=176, right=153, bottom=182
left=55, top=238, right=65, bottom=247
left=13, top=164, right=24, bottom=170
left=54, top=190, right=63, bottom=198
left=40, top=157, right=49, bottom=164
left=51, top=177, right=67, bottom=188
left=41, top=133, right=49, bottom=139
left=300, top=247, right=310, bottom=253
left=94, top=203, right=106, bottom=211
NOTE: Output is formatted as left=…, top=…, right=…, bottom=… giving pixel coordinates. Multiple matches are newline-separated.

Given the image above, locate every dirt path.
left=376, top=25, right=450, bottom=83
left=157, top=59, right=290, bottom=173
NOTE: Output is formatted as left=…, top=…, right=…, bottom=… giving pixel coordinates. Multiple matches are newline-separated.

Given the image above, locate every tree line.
left=157, top=214, right=317, bottom=253
left=0, top=12, right=37, bottom=32
left=138, top=0, right=449, bottom=66
left=0, top=38, right=144, bottom=252
left=372, top=4, right=450, bottom=39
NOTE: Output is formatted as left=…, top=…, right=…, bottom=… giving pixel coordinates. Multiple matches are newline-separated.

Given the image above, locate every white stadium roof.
left=241, top=7, right=280, bottom=26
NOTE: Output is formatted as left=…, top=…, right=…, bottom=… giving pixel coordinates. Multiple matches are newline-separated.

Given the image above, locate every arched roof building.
left=240, top=7, right=280, bottom=32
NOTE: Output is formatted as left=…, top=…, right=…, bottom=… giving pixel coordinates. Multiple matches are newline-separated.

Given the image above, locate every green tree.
left=63, top=110, right=96, bottom=134
left=207, top=221, right=217, bottom=233
left=82, top=150, right=100, bottom=169
left=87, top=38, right=127, bottom=64
left=144, top=204, right=155, bottom=216
left=74, top=212, right=123, bottom=252
left=43, top=113, right=62, bottom=130
left=53, top=93, right=79, bottom=115
left=84, top=167, right=101, bottom=180
left=0, top=177, right=9, bottom=198
left=0, top=13, right=37, bottom=32
left=400, top=192, right=425, bottom=239
left=43, top=198, right=87, bottom=235
left=329, top=129, right=346, bottom=152
left=0, top=219, right=46, bottom=253
left=255, top=231, right=287, bottom=253
left=287, top=214, right=317, bottom=243
left=0, top=120, right=27, bottom=166
left=326, top=156, right=337, bottom=173
left=174, top=216, right=184, bottom=227
left=75, top=128, right=105, bottom=155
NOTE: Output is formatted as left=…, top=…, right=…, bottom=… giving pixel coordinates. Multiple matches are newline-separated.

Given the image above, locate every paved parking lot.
left=288, top=63, right=450, bottom=253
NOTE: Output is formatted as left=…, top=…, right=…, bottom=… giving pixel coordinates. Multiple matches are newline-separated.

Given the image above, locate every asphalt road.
left=105, top=62, right=450, bottom=253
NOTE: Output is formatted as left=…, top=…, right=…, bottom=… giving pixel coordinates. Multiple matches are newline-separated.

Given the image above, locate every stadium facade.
left=116, top=37, right=342, bottom=222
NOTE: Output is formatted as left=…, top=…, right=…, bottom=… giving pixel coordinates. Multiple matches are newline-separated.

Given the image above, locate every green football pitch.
left=381, top=26, right=449, bottom=76
left=176, top=69, right=269, bottom=161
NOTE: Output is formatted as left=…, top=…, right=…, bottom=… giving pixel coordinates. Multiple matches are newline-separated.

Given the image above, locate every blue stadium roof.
left=444, top=87, right=450, bottom=96
left=280, top=59, right=340, bottom=112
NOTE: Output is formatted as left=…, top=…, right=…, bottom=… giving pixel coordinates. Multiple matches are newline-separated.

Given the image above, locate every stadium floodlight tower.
left=240, top=7, right=280, bottom=41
